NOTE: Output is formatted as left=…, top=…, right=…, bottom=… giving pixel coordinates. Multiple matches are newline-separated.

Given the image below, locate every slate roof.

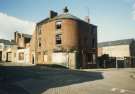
left=0, top=39, right=11, bottom=45
left=37, top=13, right=82, bottom=25
left=53, top=13, right=81, bottom=21
left=22, top=34, right=32, bottom=38
left=98, top=39, right=134, bottom=47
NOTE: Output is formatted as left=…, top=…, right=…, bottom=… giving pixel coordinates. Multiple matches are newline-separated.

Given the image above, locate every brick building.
left=14, top=31, right=32, bottom=64
left=0, top=32, right=32, bottom=64
left=14, top=31, right=31, bottom=48
left=30, top=7, right=97, bottom=68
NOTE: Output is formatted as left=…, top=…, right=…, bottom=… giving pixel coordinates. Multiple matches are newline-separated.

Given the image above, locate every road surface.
left=0, top=65, right=135, bottom=94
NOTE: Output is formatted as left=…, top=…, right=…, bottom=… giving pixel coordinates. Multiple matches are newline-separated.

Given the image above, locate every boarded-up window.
left=19, top=52, right=24, bottom=60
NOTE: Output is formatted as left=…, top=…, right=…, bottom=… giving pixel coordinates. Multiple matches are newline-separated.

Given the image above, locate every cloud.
left=0, top=12, right=35, bottom=40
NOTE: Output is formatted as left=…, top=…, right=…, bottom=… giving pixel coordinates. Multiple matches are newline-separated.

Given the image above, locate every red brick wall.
left=30, top=18, right=97, bottom=68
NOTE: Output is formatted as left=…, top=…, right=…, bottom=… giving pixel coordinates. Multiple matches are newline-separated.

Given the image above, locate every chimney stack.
left=49, top=10, right=58, bottom=18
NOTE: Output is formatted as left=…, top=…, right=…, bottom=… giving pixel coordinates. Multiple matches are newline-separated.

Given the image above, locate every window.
left=19, top=52, right=24, bottom=60
left=92, top=38, right=95, bottom=48
left=39, top=42, right=41, bottom=47
left=38, top=26, right=42, bottom=35
left=56, top=21, right=62, bottom=29
left=56, top=34, right=61, bottom=44
left=87, top=53, right=93, bottom=64
left=38, top=38, right=41, bottom=47
left=18, top=34, right=21, bottom=38
left=56, top=29, right=61, bottom=34
left=91, top=27, right=96, bottom=35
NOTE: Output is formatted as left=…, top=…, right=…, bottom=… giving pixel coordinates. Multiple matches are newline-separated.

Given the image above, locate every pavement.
left=0, top=62, right=35, bottom=66
left=0, top=64, right=135, bottom=94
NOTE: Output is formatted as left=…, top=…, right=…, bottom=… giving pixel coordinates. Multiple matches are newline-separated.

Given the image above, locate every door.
left=7, top=52, right=12, bottom=62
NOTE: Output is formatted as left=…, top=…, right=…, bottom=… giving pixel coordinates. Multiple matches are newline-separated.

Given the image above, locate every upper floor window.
left=91, top=27, right=96, bottom=35
left=56, top=21, right=62, bottom=29
left=92, top=38, right=96, bottom=48
left=38, top=38, right=41, bottom=47
left=56, top=34, right=62, bottom=44
left=39, top=42, right=41, bottom=47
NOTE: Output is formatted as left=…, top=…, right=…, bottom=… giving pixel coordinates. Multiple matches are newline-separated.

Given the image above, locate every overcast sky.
left=0, top=0, right=135, bottom=42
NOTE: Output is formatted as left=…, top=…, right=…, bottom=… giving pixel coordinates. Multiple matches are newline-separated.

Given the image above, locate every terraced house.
left=30, top=7, right=97, bottom=69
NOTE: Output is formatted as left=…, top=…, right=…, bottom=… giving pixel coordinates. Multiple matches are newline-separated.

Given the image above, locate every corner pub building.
left=30, top=7, right=97, bottom=69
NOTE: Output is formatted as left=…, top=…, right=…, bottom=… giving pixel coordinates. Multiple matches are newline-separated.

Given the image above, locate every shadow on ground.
left=0, top=65, right=104, bottom=94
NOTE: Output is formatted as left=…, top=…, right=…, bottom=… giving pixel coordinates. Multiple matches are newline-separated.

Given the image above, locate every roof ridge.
left=98, top=38, right=134, bottom=47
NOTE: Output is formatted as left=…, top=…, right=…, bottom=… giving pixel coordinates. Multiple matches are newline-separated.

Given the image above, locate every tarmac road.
left=0, top=65, right=135, bottom=94
left=42, top=68, right=135, bottom=94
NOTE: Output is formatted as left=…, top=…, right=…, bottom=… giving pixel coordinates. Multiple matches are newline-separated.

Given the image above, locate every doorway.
left=32, top=56, right=35, bottom=64
left=0, top=51, right=2, bottom=61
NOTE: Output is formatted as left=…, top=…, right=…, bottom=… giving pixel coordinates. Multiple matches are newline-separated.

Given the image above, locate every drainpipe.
left=103, top=60, right=106, bottom=68
left=116, top=58, right=118, bottom=69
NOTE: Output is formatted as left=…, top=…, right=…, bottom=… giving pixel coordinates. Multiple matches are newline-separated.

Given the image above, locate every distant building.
left=98, top=39, right=135, bottom=68
left=14, top=31, right=32, bottom=48
left=0, top=32, right=32, bottom=64
left=30, top=7, right=97, bottom=69
left=14, top=31, right=32, bottom=64
left=0, top=39, right=15, bottom=62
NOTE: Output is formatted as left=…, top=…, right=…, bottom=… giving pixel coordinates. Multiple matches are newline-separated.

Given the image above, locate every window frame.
left=19, top=52, right=24, bottom=60
left=56, top=21, right=62, bottom=30
left=56, top=34, right=62, bottom=45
